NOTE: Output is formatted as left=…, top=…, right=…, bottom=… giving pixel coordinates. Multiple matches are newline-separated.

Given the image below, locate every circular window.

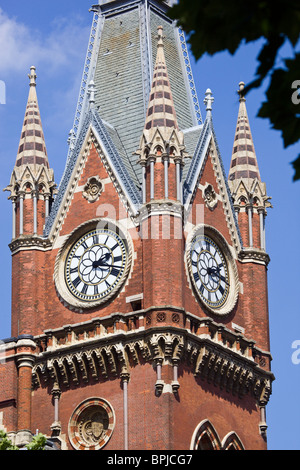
left=69, top=398, right=115, bottom=450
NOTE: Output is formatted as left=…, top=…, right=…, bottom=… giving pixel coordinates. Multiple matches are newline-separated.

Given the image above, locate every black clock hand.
left=92, top=252, right=111, bottom=268
left=207, top=266, right=229, bottom=285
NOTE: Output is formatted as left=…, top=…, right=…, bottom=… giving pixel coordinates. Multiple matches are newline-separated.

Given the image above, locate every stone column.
left=51, top=382, right=62, bottom=436
left=15, top=337, right=36, bottom=447
left=121, top=373, right=130, bottom=450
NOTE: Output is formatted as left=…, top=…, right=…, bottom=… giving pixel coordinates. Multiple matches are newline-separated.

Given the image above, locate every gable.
left=45, top=111, right=142, bottom=246
left=183, top=119, right=242, bottom=254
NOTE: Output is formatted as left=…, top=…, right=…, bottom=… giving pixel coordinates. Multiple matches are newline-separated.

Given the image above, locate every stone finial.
left=88, top=80, right=97, bottom=108
left=204, top=88, right=214, bottom=112
left=238, top=81, right=246, bottom=102
left=156, top=25, right=165, bottom=47
left=28, top=66, right=37, bottom=87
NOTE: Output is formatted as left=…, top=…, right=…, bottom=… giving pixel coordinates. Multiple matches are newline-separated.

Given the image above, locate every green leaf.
left=25, top=433, right=47, bottom=451
left=0, top=430, right=19, bottom=450
left=257, top=54, right=300, bottom=148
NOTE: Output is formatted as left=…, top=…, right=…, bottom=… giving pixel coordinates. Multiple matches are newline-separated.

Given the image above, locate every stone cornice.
left=9, top=235, right=52, bottom=254
left=136, top=199, right=183, bottom=222
left=31, top=311, right=274, bottom=405
left=238, top=248, right=270, bottom=266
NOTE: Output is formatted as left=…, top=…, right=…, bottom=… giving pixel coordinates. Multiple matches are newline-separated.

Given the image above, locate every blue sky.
left=0, top=0, right=299, bottom=450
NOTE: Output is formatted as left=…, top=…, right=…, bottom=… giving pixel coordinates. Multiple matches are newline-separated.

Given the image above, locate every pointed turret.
left=136, top=26, right=188, bottom=203
left=228, top=82, right=272, bottom=252
left=15, top=66, right=49, bottom=169
left=4, top=67, right=56, bottom=239
left=144, top=26, right=179, bottom=132
left=228, top=82, right=261, bottom=182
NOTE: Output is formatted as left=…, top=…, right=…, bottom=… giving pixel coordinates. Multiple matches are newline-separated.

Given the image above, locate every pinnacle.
left=143, top=26, right=179, bottom=133
left=15, top=66, right=49, bottom=170
left=228, top=82, right=261, bottom=182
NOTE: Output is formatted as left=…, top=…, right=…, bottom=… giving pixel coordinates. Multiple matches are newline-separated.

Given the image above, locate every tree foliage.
left=168, top=0, right=300, bottom=180
left=0, top=430, right=47, bottom=451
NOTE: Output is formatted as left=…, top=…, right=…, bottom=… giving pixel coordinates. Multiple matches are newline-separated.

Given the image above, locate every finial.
left=156, top=25, right=165, bottom=47
left=204, top=88, right=214, bottom=113
left=28, top=66, right=37, bottom=87
left=68, top=129, right=76, bottom=150
left=238, top=81, right=246, bottom=102
left=88, top=80, right=97, bottom=109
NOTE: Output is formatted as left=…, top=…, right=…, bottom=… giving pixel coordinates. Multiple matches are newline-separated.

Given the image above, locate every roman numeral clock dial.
left=187, top=228, right=239, bottom=315
left=190, top=235, right=229, bottom=308
left=65, top=229, right=127, bottom=302
left=54, top=223, right=132, bottom=310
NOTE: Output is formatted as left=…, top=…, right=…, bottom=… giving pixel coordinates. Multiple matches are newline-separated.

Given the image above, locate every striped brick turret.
left=228, top=81, right=260, bottom=182
left=144, top=26, right=179, bottom=132
left=136, top=26, right=188, bottom=204
left=4, top=67, right=56, bottom=238
left=228, top=82, right=272, bottom=252
left=16, top=66, right=49, bottom=169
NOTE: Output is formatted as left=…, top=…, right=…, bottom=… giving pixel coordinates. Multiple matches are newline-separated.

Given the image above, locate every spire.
left=228, top=82, right=261, bottom=182
left=4, top=67, right=56, bottom=239
left=228, top=82, right=272, bottom=254
left=143, top=26, right=179, bottom=132
left=15, top=66, right=49, bottom=169
left=136, top=26, right=188, bottom=204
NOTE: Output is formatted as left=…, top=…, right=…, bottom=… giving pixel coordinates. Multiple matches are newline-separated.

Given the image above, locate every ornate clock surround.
left=54, top=218, right=133, bottom=310
left=186, top=224, right=239, bottom=316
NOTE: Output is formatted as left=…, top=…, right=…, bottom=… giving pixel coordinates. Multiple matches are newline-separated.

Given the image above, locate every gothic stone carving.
left=202, top=183, right=218, bottom=210
left=82, top=176, right=103, bottom=203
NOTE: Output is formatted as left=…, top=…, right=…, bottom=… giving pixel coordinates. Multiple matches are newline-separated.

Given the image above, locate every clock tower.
left=0, top=0, right=274, bottom=451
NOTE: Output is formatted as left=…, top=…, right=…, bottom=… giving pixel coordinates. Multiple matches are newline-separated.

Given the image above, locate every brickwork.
left=2, top=7, right=273, bottom=451
left=28, top=360, right=267, bottom=450
left=0, top=359, right=17, bottom=433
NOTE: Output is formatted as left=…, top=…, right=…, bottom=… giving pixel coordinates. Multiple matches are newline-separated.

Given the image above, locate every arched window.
left=221, top=432, right=244, bottom=450
left=190, top=420, right=221, bottom=450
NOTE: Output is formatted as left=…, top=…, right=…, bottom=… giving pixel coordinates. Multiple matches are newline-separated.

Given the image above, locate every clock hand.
left=92, top=252, right=111, bottom=268
left=207, top=266, right=230, bottom=285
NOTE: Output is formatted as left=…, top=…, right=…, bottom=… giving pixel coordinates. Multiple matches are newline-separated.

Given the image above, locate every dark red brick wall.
left=30, top=362, right=265, bottom=450
left=0, top=358, right=17, bottom=433
left=6, top=142, right=271, bottom=449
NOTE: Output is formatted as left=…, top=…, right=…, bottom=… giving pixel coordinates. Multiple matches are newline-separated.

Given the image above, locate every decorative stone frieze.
left=31, top=312, right=274, bottom=405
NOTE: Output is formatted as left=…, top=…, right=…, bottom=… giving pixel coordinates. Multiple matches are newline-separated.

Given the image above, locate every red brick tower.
left=228, top=81, right=273, bottom=352
left=0, top=1, right=274, bottom=451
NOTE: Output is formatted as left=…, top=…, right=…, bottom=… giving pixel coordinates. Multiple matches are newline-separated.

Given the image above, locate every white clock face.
left=65, top=228, right=128, bottom=303
left=190, top=235, right=230, bottom=310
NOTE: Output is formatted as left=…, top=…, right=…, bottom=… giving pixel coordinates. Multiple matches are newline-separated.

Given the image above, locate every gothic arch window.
left=169, top=146, right=177, bottom=156
left=190, top=420, right=221, bottom=450
left=155, top=145, right=163, bottom=156
left=221, top=432, right=244, bottom=450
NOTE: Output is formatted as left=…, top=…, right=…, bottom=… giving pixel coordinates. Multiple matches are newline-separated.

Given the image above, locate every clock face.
left=64, top=228, right=128, bottom=303
left=189, top=235, right=230, bottom=310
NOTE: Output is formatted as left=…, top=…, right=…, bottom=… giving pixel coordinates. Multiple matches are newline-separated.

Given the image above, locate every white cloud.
left=0, top=8, right=90, bottom=77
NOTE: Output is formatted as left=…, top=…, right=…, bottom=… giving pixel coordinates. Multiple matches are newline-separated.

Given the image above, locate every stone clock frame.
left=186, top=224, right=239, bottom=316
left=54, top=218, right=133, bottom=311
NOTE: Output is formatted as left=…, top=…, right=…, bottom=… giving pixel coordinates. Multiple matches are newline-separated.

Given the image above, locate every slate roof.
left=44, top=0, right=205, bottom=236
